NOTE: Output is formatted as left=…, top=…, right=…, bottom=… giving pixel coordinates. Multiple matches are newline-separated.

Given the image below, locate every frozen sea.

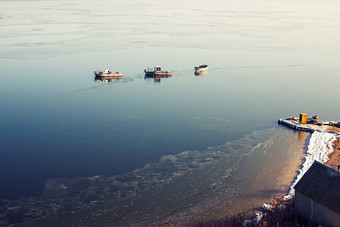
left=0, top=0, right=340, bottom=225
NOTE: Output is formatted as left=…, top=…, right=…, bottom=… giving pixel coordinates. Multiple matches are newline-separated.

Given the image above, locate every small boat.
left=194, top=64, right=208, bottom=73
left=94, top=69, right=123, bottom=78
left=144, top=66, right=172, bottom=77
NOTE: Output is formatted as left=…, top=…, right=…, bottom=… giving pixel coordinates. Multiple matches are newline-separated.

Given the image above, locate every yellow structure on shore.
left=300, top=113, right=307, bottom=124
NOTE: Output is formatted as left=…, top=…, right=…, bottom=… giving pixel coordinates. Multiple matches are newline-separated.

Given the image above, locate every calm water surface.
left=0, top=0, right=340, bottom=225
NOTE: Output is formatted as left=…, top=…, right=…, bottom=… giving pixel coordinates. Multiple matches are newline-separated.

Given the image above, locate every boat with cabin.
left=94, top=69, right=123, bottom=78
left=144, top=66, right=172, bottom=77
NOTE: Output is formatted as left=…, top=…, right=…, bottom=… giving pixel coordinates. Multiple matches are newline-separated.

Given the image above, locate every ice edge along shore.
left=287, top=131, right=338, bottom=197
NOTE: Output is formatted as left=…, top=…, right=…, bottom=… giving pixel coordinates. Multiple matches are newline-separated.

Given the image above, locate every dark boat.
left=144, top=66, right=172, bottom=77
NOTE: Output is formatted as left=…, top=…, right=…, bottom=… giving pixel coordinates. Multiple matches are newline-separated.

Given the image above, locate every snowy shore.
left=287, top=131, right=338, bottom=195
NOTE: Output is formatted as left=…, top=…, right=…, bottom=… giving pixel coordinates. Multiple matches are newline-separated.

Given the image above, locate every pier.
left=278, top=114, right=340, bottom=135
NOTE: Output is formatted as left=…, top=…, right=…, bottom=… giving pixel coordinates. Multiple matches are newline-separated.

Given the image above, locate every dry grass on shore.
left=325, top=136, right=340, bottom=171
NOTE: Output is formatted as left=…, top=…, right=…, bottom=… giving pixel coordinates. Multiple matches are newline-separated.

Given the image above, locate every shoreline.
left=0, top=128, right=308, bottom=226
left=287, top=131, right=337, bottom=195
left=325, top=135, right=340, bottom=170
left=1, top=129, right=337, bottom=226
left=255, top=130, right=340, bottom=225
left=277, top=115, right=340, bottom=194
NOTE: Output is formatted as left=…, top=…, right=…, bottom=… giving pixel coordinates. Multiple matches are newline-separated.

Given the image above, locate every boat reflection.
left=94, top=76, right=122, bottom=83
left=144, top=75, right=171, bottom=83
left=194, top=70, right=208, bottom=76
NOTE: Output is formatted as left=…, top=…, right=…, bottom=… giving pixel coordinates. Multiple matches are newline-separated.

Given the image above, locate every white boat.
left=94, top=69, right=123, bottom=78
left=194, top=64, right=208, bottom=73
left=195, top=70, right=207, bottom=76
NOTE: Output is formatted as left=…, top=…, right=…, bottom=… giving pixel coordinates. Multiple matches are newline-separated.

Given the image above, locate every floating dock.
left=278, top=114, right=340, bottom=134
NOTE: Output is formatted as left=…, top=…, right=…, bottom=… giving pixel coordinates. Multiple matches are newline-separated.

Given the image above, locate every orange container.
left=300, top=113, right=307, bottom=124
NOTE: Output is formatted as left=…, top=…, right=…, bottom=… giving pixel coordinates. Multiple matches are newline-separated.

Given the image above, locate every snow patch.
left=288, top=131, right=337, bottom=195
left=255, top=213, right=263, bottom=224
left=262, top=203, right=274, bottom=210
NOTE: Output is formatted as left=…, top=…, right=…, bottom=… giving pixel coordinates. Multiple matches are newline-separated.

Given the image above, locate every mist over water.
left=0, top=0, right=340, bottom=225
